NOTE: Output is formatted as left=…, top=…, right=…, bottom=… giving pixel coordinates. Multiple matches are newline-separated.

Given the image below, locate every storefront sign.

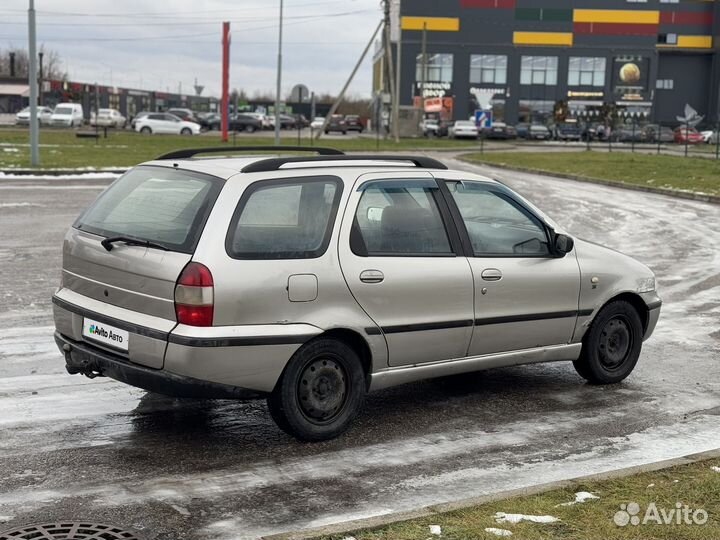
left=568, top=91, right=604, bottom=98
left=415, top=81, right=452, bottom=99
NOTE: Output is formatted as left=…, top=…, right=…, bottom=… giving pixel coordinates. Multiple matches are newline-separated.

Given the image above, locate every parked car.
left=611, top=126, right=645, bottom=143
left=344, top=115, right=364, bottom=133
left=295, top=114, right=310, bottom=129
left=700, top=129, right=714, bottom=143
left=53, top=147, right=661, bottom=441
left=421, top=119, right=440, bottom=137
left=277, top=114, right=297, bottom=130
left=90, top=108, right=126, bottom=128
left=50, top=103, right=84, bottom=128
left=196, top=112, right=221, bottom=131
left=484, top=122, right=516, bottom=140
left=642, top=124, right=674, bottom=144
left=167, top=108, right=199, bottom=124
left=528, top=124, right=551, bottom=140
left=449, top=120, right=479, bottom=139
left=325, top=115, right=348, bottom=135
left=15, top=106, right=53, bottom=125
left=515, top=123, right=530, bottom=139
left=229, top=113, right=263, bottom=133
left=673, top=127, right=704, bottom=145
left=130, top=111, right=152, bottom=130
left=134, top=113, right=200, bottom=135
left=242, top=112, right=271, bottom=130
left=310, top=117, right=325, bottom=130
left=553, top=123, right=582, bottom=141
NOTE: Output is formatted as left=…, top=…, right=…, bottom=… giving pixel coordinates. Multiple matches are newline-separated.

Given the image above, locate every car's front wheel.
left=180, top=127, right=192, bottom=136
left=573, top=300, right=643, bottom=384
left=267, top=338, right=366, bottom=442
left=140, top=126, right=152, bottom=135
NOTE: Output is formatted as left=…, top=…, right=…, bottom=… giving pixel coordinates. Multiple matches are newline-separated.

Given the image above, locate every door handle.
left=481, top=268, right=503, bottom=282
left=360, top=270, right=384, bottom=284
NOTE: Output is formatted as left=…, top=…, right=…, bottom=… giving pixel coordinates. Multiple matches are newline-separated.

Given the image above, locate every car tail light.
left=175, top=262, right=214, bottom=327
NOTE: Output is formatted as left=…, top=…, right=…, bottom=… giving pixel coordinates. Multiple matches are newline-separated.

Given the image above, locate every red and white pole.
left=221, top=21, right=230, bottom=143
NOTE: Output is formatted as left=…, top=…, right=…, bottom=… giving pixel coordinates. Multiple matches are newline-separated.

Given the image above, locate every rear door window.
left=226, top=176, right=342, bottom=259
left=74, top=166, right=224, bottom=254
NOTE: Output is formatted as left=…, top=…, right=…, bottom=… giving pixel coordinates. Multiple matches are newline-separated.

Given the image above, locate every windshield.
left=54, top=107, right=73, bottom=115
left=74, top=166, right=224, bottom=254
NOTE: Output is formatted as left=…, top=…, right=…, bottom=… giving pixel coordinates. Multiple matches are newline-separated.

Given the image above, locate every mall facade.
left=376, top=0, right=720, bottom=126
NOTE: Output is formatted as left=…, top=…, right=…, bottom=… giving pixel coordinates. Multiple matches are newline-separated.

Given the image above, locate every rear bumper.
left=55, top=331, right=265, bottom=399
left=641, top=291, right=662, bottom=341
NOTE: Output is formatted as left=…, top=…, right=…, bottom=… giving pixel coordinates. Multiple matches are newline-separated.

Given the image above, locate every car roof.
left=138, top=150, right=500, bottom=183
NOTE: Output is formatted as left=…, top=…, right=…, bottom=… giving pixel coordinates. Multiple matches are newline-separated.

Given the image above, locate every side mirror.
left=553, top=233, right=575, bottom=256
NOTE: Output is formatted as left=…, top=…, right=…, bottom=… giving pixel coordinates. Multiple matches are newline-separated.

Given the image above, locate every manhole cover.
left=0, top=522, right=142, bottom=540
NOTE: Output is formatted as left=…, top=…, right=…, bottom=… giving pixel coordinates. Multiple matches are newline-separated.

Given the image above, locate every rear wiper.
left=101, top=236, right=170, bottom=252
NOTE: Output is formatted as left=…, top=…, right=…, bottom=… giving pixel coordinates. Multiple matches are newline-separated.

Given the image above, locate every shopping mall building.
left=377, top=0, right=720, bottom=126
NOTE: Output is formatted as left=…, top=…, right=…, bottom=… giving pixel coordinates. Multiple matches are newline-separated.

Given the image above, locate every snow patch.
left=0, top=202, right=45, bottom=208
left=170, top=504, right=190, bottom=516
left=711, top=466, right=720, bottom=473
left=429, top=524, right=442, bottom=535
left=2, top=148, right=19, bottom=153
left=0, top=515, right=14, bottom=523
left=556, top=491, right=600, bottom=506
left=0, top=172, right=119, bottom=181
left=485, top=528, right=513, bottom=537
left=495, top=512, right=559, bottom=524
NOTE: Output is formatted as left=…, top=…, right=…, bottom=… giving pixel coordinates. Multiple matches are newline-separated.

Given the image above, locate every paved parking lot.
left=0, top=159, right=718, bottom=539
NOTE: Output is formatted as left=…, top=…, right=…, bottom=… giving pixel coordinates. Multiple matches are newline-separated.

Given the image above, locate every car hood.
left=574, top=237, right=655, bottom=282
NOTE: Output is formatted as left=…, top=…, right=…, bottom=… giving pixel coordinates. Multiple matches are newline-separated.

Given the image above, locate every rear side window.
left=75, top=166, right=224, bottom=254
left=226, top=176, right=343, bottom=259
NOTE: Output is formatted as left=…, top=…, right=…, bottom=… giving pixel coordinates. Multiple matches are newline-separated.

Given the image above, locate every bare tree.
left=0, top=46, right=67, bottom=80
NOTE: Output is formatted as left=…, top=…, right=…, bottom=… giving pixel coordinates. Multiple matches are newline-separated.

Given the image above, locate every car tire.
left=573, top=300, right=643, bottom=385
left=180, top=128, right=192, bottom=136
left=140, top=126, right=152, bottom=135
left=266, top=337, right=366, bottom=442
left=245, top=125, right=256, bottom=133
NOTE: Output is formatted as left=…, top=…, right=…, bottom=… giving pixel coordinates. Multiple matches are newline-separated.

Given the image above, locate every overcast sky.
left=1, top=0, right=382, bottom=98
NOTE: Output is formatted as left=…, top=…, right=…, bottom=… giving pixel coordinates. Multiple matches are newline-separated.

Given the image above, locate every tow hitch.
left=62, top=343, right=105, bottom=379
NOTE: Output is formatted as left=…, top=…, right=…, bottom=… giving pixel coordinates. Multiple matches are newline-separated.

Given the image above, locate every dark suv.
left=229, top=114, right=263, bottom=133
left=325, top=115, right=348, bottom=135
left=344, top=115, right=364, bottom=133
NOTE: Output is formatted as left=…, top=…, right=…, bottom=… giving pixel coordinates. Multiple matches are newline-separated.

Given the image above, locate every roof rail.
left=155, top=146, right=345, bottom=161
left=240, top=155, right=448, bottom=173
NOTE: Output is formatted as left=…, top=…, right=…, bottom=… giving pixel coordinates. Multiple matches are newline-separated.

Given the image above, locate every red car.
left=674, top=127, right=704, bottom=144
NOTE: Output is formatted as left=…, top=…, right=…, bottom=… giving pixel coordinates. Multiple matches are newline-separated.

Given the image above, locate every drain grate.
left=0, top=522, right=142, bottom=540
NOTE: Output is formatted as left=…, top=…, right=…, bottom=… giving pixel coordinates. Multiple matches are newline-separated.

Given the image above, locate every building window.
left=658, top=33, right=678, bottom=45
left=656, top=79, right=674, bottom=90
left=469, top=55, right=507, bottom=85
left=518, top=99, right=555, bottom=124
left=520, top=56, right=558, bottom=86
left=416, top=53, right=454, bottom=82
left=568, top=57, right=606, bottom=87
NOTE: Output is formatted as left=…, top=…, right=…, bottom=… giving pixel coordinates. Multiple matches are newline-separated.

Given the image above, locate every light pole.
left=28, top=0, right=39, bottom=166
left=274, top=0, right=284, bottom=145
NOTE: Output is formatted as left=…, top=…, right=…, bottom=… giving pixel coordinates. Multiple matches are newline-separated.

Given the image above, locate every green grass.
left=460, top=151, right=720, bottom=197
left=0, top=128, right=480, bottom=169
left=318, top=458, right=720, bottom=540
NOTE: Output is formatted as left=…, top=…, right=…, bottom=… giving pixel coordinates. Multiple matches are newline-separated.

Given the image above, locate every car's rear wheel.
left=140, top=126, right=152, bottom=135
left=573, top=300, right=643, bottom=384
left=245, top=125, right=256, bottom=133
left=267, top=338, right=366, bottom=442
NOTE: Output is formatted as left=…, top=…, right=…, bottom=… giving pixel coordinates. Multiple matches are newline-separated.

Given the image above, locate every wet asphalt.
left=0, top=161, right=719, bottom=539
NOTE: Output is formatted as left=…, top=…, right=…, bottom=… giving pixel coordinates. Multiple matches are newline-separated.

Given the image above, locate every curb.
left=0, top=168, right=127, bottom=176
left=456, top=158, right=720, bottom=205
left=262, top=448, right=720, bottom=540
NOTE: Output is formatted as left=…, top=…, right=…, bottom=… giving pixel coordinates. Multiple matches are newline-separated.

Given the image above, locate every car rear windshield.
left=74, top=166, right=224, bottom=254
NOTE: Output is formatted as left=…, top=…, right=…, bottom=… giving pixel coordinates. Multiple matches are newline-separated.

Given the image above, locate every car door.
left=436, top=173, right=581, bottom=356
left=163, top=114, right=180, bottom=134
left=338, top=172, right=474, bottom=367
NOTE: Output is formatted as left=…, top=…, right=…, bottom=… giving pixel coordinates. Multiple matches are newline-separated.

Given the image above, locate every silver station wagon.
left=53, top=147, right=662, bottom=441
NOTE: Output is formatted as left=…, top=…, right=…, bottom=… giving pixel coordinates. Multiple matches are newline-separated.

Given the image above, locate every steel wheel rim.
left=598, top=315, right=633, bottom=370
left=297, top=356, right=348, bottom=424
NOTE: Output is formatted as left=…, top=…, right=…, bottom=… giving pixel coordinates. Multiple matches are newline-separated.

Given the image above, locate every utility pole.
left=393, top=0, right=402, bottom=143
left=274, top=0, right=284, bottom=145
left=420, top=22, right=427, bottom=115
left=28, top=0, right=39, bottom=167
left=221, top=22, right=230, bottom=143
left=316, top=21, right=383, bottom=139
left=382, top=0, right=397, bottom=140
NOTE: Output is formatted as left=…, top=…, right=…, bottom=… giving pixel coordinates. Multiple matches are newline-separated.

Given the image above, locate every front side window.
left=568, top=57, right=606, bottom=87
left=470, top=55, right=508, bottom=84
left=446, top=181, right=550, bottom=256
left=352, top=182, right=453, bottom=256
left=520, top=56, right=558, bottom=86
left=226, top=177, right=342, bottom=259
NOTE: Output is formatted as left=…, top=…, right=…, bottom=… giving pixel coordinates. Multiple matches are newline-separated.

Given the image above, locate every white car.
left=134, top=113, right=201, bottom=135
left=90, top=108, right=126, bottom=128
left=700, top=130, right=715, bottom=144
left=449, top=120, right=479, bottom=139
left=310, top=117, right=325, bottom=130
left=15, top=106, right=54, bottom=126
left=50, top=103, right=84, bottom=128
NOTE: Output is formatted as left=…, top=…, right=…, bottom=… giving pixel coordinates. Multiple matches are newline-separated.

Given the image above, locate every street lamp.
left=274, top=0, right=284, bottom=145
